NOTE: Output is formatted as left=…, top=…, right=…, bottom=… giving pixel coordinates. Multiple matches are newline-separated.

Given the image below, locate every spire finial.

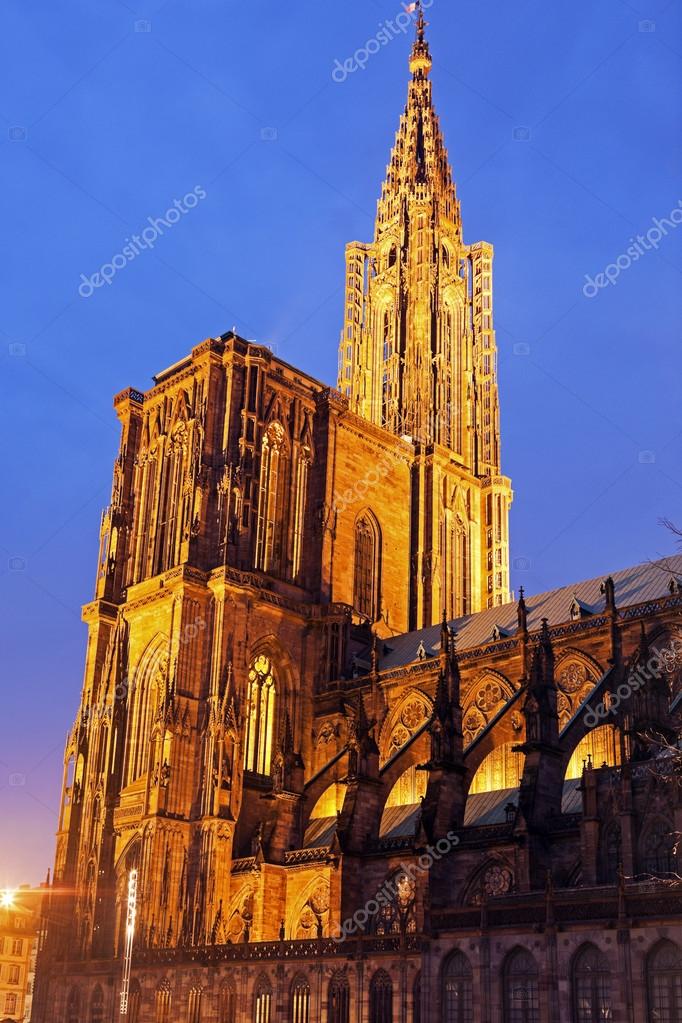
left=416, top=0, right=425, bottom=41
left=409, top=1, right=432, bottom=77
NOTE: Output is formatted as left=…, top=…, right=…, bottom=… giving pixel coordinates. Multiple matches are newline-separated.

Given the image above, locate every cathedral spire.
left=337, top=7, right=512, bottom=627
left=409, top=2, right=432, bottom=78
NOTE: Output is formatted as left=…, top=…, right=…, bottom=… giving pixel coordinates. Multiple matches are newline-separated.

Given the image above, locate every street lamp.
left=0, top=889, right=16, bottom=909
left=119, top=869, right=138, bottom=1017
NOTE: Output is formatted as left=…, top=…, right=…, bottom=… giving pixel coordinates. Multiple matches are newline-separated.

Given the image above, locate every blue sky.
left=0, top=0, right=681, bottom=886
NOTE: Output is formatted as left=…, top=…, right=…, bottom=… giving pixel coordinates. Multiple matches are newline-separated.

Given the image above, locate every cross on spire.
left=409, top=0, right=432, bottom=77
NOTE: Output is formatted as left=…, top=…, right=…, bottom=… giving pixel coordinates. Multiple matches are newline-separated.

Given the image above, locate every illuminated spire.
left=409, top=1, right=432, bottom=77
left=337, top=10, right=513, bottom=625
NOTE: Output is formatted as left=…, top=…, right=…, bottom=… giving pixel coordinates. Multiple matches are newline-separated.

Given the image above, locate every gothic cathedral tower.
left=338, top=9, right=512, bottom=626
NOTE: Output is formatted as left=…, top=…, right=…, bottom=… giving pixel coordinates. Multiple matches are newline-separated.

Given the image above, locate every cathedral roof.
left=379, top=554, right=682, bottom=671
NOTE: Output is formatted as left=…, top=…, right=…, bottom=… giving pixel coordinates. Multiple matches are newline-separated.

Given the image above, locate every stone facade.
left=31, top=7, right=682, bottom=1023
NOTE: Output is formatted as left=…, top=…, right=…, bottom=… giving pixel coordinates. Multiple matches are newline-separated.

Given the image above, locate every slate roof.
left=462, top=778, right=583, bottom=826
left=379, top=802, right=422, bottom=839
left=375, top=778, right=585, bottom=840
left=303, top=816, right=338, bottom=849
left=378, top=555, right=682, bottom=672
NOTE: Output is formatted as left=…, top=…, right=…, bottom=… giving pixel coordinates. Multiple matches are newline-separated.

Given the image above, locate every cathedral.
left=32, top=8, right=682, bottom=1023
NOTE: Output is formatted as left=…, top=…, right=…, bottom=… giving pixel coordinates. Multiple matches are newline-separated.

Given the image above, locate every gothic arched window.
left=66, top=987, right=80, bottom=1023
left=188, top=986, right=203, bottom=1023
left=152, top=421, right=188, bottom=576
left=647, top=940, right=682, bottom=1022
left=456, top=519, right=470, bottom=616
left=571, top=944, right=611, bottom=1023
left=253, top=974, right=272, bottom=1023
left=127, top=640, right=169, bottom=785
left=468, top=743, right=523, bottom=795
left=372, top=871, right=416, bottom=935
left=440, top=513, right=470, bottom=619
left=155, top=981, right=172, bottom=1023
left=442, top=950, right=473, bottom=1023
left=218, top=979, right=237, bottom=1023
left=353, top=513, right=381, bottom=622
left=328, top=972, right=350, bottom=1023
left=89, top=985, right=104, bottom=1023
left=642, top=819, right=677, bottom=878
left=128, top=979, right=141, bottom=1023
left=255, top=422, right=287, bottom=574
left=503, top=948, right=539, bottom=1023
left=369, top=969, right=393, bottom=1023
left=565, top=724, right=621, bottom=781
left=291, top=448, right=310, bottom=581
left=289, top=974, right=311, bottom=1023
left=243, top=654, right=276, bottom=776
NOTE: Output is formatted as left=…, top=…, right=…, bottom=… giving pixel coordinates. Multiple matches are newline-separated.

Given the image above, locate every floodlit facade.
left=32, top=8, right=682, bottom=1023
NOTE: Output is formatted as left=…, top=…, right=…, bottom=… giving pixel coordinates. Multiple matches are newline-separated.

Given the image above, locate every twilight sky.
left=0, top=0, right=681, bottom=888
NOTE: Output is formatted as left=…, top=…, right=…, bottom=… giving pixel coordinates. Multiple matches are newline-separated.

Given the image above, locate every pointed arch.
left=369, top=968, right=393, bottom=1023
left=383, top=764, right=427, bottom=814
left=439, top=504, right=470, bottom=619
left=89, top=984, right=104, bottom=1023
left=128, top=979, right=141, bottom=1023
left=353, top=509, right=382, bottom=622
left=66, top=986, right=81, bottom=1023
left=462, top=670, right=514, bottom=746
left=253, top=973, right=272, bottom=1023
left=441, top=950, right=473, bottom=1023
left=647, top=939, right=682, bottom=1022
left=289, top=973, right=311, bottom=1023
left=565, top=724, right=621, bottom=781
left=468, top=741, right=523, bottom=795
left=218, top=978, right=237, bottom=1023
left=371, top=870, right=416, bottom=936
left=328, top=971, right=350, bottom=1023
left=155, top=979, right=172, bottom=1023
left=126, top=633, right=169, bottom=785
left=291, top=441, right=311, bottom=582
left=503, top=947, right=539, bottom=1023
left=571, top=943, right=611, bottom=1023
left=309, top=781, right=346, bottom=820
left=379, top=688, right=432, bottom=762
left=187, top=985, right=203, bottom=1023
left=243, top=652, right=276, bottom=776
left=288, top=877, right=330, bottom=939
left=462, top=857, right=514, bottom=905
left=555, top=650, right=604, bottom=728
left=226, top=885, right=255, bottom=943
left=255, top=421, right=288, bottom=574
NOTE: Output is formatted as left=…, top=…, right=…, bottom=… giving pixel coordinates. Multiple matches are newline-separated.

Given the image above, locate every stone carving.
left=482, top=864, right=513, bottom=898
left=475, top=681, right=503, bottom=713
left=559, top=661, right=589, bottom=694
left=401, top=699, right=426, bottom=730
left=463, top=707, right=486, bottom=745
left=315, top=721, right=337, bottom=746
